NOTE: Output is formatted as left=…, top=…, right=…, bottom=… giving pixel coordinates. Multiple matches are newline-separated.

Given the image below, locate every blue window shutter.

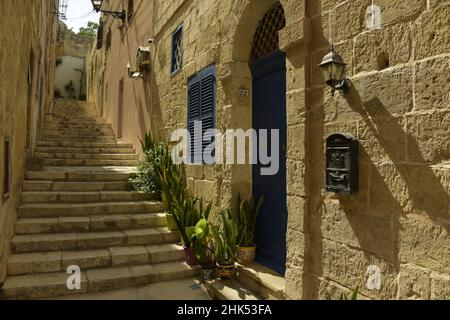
left=188, top=79, right=201, bottom=163
left=200, top=72, right=215, bottom=160
left=187, top=65, right=216, bottom=163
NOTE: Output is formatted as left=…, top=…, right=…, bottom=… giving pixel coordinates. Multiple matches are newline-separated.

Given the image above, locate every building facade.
left=55, top=22, right=93, bottom=100
left=0, top=0, right=59, bottom=283
left=87, top=0, right=450, bottom=299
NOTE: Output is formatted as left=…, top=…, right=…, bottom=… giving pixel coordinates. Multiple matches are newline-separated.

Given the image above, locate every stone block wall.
left=304, top=0, right=450, bottom=300
left=0, top=0, right=58, bottom=283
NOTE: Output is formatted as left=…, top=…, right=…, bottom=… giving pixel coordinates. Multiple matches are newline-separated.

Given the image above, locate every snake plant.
left=211, top=209, right=239, bottom=266
left=234, top=194, right=264, bottom=247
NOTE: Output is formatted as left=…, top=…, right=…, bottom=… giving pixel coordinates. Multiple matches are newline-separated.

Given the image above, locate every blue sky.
left=65, top=0, right=101, bottom=32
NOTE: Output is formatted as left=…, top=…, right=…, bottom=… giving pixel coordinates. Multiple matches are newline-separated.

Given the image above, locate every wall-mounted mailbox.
left=325, top=133, right=359, bottom=194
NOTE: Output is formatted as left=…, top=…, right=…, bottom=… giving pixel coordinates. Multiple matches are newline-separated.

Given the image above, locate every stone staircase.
left=0, top=100, right=198, bottom=300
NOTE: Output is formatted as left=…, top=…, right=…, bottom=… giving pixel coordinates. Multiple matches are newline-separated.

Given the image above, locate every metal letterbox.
left=325, top=133, right=359, bottom=194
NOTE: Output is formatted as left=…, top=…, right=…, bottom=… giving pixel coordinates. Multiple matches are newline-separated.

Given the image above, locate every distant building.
left=55, top=21, right=92, bottom=100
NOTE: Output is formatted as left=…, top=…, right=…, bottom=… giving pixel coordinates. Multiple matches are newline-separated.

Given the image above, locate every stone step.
left=11, top=227, right=179, bottom=253
left=43, top=132, right=116, bottom=138
left=26, top=167, right=135, bottom=182
left=37, top=141, right=133, bottom=148
left=18, top=201, right=164, bottom=218
left=236, top=263, right=286, bottom=300
left=15, top=213, right=167, bottom=235
left=43, top=135, right=117, bottom=141
left=43, top=130, right=115, bottom=136
left=35, top=152, right=138, bottom=160
left=46, top=122, right=107, bottom=127
left=35, top=147, right=135, bottom=155
left=41, top=139, right=118, bottom=144
left=52, top=116, right=105, bottom=121
left=45, top=122, right=112, bottom=128
left=7, top=244, right=185, bottom=276
left=1, top=261, right=198, bottom=299
left=44, top=128, right=114, bottom=134
left=40, top=159, right=138, bottom=166
left=205, top=279, right=260, bottom=300
left=23, top=180, right=128, bottom=192
left=21, top=191, right=152, bottom=204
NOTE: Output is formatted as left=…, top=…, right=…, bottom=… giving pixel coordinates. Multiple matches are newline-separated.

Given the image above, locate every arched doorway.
left=251, top=3, right=287, bottom=275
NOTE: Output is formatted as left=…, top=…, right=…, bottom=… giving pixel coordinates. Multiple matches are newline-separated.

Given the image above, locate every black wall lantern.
left=91, top=0, right=126, bottom=21
left=319, top=45, right=349, bottom=95
left=325, top=134, right=359, bottom=194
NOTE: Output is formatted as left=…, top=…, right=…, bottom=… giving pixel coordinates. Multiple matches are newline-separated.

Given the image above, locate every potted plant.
left=186, top=216, right=215, bottom=282
left=234, top=194, right=264, bottom=265
left=211, top=209, right=238, bottom=279
left=127, top=131, right=168, bottom=200
left=170, top=193, right=213, bottom=266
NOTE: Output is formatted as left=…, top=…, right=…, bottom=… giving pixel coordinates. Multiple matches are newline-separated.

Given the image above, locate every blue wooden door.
left=251, top=50, right=287, bottom=275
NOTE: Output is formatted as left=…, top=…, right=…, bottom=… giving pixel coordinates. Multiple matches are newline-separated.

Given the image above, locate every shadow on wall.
left=337, top=146, right=403, bottom=264
left=344, top=89, right=450, bottom=230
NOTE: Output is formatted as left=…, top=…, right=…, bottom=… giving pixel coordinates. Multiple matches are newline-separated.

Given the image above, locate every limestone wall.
left=86, top=0, right=449, bottom=299
left=302, top=0, right=450, bottom=300
left=0, top=0, right=58, bottom=283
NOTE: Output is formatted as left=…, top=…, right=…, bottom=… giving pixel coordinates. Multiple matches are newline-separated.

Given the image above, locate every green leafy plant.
left=234, top=194, right=264, bottom=247
left=185, top=202, right=214, bottom=266
left=339, top=286, right=359, bottom=300
left=171, top=196, right=212, bottom=250
left=78, top=21, right=99, bottom=38
left=211, top=209, right=239, bottom=266
left=139, top=131, right=156, bottom=153
left=128, top=132, right=172, bottom=196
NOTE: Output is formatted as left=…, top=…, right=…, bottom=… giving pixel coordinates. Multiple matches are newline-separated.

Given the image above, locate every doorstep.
left=204, top=278, right=260, bottom=300
left=204, top=262, right=286, bottom=300
left=236, top=263, right=286, bottom=300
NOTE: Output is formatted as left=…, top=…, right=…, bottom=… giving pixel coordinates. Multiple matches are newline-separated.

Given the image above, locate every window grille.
left=171, top=26, right=183, bottom=75
left=251, top=3, right=286, bottom=61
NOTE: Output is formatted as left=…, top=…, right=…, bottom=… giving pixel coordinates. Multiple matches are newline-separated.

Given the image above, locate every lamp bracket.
left=101, top=10, right=126, bottom=21
left=330, top=79, right=350, bottom=96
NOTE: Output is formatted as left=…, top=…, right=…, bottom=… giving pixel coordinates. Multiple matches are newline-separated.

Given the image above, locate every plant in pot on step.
left=211, top=209, right=238, bottom=279
left=171, top=196, right=211, bottom=266
left=234, top=193, right=264, bottom=265
left=160, top=158, right=190, bottom=237
left=186, top=208, right=216, bottom=282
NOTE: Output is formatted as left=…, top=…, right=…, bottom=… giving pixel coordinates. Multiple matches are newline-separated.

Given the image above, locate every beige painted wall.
left=0, top=0, right=58, bottom=283
left=87, top=0, right=450, bottom=299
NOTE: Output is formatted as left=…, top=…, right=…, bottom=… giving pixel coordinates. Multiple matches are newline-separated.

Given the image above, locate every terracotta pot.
left=236, top=245, right=256, bottom=265
left=184, top=246, right=198, bottom=266
left=166, top=214, right=178, bottom=231
left=216, top=263, right=236, bottom=280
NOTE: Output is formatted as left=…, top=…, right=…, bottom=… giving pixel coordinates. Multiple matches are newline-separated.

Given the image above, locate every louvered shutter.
left=188, top=79, right=201, bottom=163
left=187, top=65, right=216, bottom=163
left=200, top=72, right=215, bottom=161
